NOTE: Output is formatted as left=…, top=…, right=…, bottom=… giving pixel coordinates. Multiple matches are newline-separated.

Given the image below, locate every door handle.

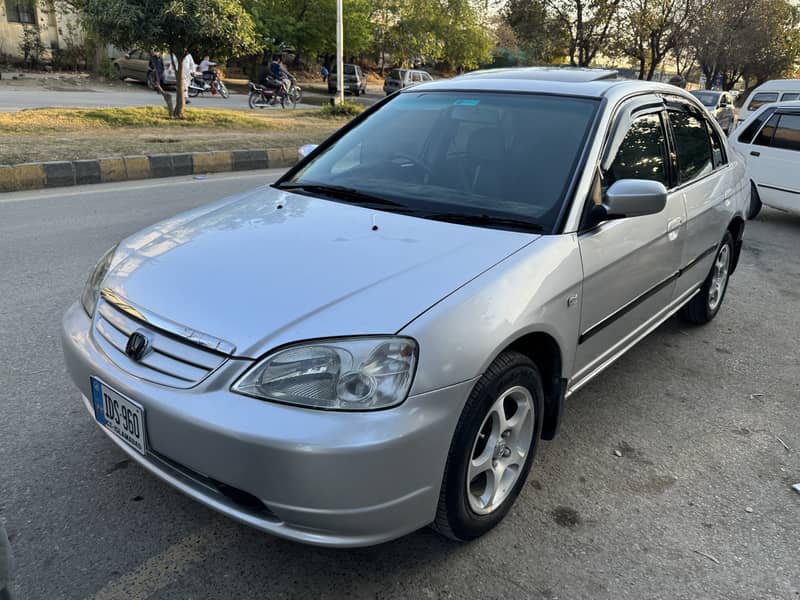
left=667, top=217, right=683, bottom=232
left=750, top=151, right=760, bottom=157
left=667, top=216, right=683, bottom=241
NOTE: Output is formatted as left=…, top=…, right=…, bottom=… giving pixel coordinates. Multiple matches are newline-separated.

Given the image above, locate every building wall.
left=0, top=1, right=83, bottom=60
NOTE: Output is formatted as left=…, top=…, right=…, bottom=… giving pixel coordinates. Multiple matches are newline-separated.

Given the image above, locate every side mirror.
left=591, top=179, right=667, bottom=225
left=298, top=144, right=318, bottom=159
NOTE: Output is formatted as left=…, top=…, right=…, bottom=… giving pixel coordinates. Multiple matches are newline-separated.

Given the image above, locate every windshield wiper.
left=276, top=182, right=406, bottom=208
left=424, top=212, right=545, bottom=233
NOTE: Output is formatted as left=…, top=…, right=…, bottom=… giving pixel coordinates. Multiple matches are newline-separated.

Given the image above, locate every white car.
left=738, top=79, right=800, bottom=126
left=730, top=100, right=800, bottom=217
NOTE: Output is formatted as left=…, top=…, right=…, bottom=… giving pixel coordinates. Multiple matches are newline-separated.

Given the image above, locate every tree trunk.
left=174, top=53, right=186, bottom=119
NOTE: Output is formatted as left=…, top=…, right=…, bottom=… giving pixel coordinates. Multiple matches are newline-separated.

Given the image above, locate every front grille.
left=93, top=299, right=229, bottom=388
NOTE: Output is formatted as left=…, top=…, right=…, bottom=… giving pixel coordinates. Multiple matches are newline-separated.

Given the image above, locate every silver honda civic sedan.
left=62, top=68, right=749, bottom=547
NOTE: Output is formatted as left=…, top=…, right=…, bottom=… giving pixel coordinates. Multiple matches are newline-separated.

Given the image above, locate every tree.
left=692, top=0, right=800, bottom=90
left=78, top=0, right=258, bottom=117
left=617, top=0, right=694, bottom=80
left=504, top=0, right=570, bottom=64
left=547, top=0, right=622, bottom=67
left=243, top=0, right=373, bottom=60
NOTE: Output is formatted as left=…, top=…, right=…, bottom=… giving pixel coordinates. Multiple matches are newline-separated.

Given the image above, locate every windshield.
left=749, top=92, right=779, bottom=111
left=285, top=91, right=599, bottom=231
left=692, top=91, right=719, bottom=107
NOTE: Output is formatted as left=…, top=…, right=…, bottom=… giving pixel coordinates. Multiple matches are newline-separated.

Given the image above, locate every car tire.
left=747, top=181, right=762, bottom=219
left=432, top=351, right=543, bottom=541
left=681, top=231, right=734, bottom=325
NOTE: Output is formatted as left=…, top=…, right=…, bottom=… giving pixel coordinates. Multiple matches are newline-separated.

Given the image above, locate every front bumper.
left=61, top=301, right=471, bottom=547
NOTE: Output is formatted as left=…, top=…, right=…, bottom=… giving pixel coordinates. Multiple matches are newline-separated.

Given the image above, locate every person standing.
left=321, top=64, right=329, bottom=83
left=182, top=52, right=197, bottom=104
left=148, top=51, right=165, bottom=91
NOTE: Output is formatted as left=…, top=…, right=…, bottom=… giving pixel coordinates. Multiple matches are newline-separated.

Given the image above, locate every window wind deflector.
left=275, top=182, right=406, bottom=208
left=423, top=212, right=545, bottom=233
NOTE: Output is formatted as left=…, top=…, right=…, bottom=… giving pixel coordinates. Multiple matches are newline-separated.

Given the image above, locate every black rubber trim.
left=578, top=243, right=717, bottom=344
left=758, top=183, right=800, bottom=196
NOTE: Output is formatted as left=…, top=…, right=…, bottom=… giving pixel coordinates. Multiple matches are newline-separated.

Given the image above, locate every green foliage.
left=244, top=0, right=373, bottom=57
left=19, top=26, right=47, bottom=66
left=504, top=0, right=569, bottom=64
left=316, top=101, right=364, bottom=119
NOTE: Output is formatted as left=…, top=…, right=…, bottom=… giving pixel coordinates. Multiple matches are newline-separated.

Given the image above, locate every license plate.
left=90, top=378, right=146, bottom=455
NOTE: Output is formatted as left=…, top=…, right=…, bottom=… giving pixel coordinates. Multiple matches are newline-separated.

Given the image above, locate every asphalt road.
left=0, top=83, right=381, bottom=112
left=0, top=174, right=798, bottom=599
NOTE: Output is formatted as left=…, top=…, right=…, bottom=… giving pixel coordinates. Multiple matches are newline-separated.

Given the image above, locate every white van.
left=738, top=79, right=800, bottom=125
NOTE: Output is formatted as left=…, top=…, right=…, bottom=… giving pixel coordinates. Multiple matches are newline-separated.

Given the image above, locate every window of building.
left=5, top=1, right=37, bottom=24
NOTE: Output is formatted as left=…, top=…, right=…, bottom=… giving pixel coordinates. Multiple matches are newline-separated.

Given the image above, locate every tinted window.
left=738, top=107, right=777, bottom=144
left=670, top=111, right=713, bottom=183
left=288, top=92, right=599, bottom=230
left=388, top=69, right=404, bottom=80
left=770, top=113, right=800, bottom=151
left=748, top=92, right=779, bottom=111
left=604, top=113, right=668, bottom=187
left=754, top=113, right=780, bottom=146
left=781, top=93, right=799, bottom=102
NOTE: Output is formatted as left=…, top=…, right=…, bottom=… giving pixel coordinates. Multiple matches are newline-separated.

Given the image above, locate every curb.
left=0, top=147, right=300, bottom=193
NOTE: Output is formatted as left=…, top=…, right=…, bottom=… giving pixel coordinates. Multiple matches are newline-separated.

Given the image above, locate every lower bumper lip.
left=62, top=301, right=472, bottom=547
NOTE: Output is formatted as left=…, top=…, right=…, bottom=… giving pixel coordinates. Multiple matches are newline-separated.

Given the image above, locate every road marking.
left=89, top=523, right=245, bottom=600
left=0, top=170, right=284, bottom=205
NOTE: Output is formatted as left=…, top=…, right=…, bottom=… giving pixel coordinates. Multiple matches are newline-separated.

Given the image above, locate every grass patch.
left=316, top=102, right=364, bottom=119
left=0, top=106, right=282, bottom=133
left=0, top=106, right=347, bottom=165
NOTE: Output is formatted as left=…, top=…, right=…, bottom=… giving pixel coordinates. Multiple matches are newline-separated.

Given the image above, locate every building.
left=0, top=0, right=82, bottom=61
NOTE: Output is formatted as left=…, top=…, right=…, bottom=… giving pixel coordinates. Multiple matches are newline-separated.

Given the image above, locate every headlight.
left=232, top=337, right=418, bottom=411
left=80, top=244, right=117, bottom=317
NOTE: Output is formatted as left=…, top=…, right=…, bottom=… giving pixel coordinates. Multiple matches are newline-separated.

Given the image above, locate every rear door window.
left=781, top=93, right=800, bottom=102
left=669, top=110, right=713, bottom=183
left=748, top=92, right=779, bottom=111
left=738, top=107, right=777, bottom=144
left=769, top=113, right=800, bottom=151
left=754, top=113, right=780, bottom=146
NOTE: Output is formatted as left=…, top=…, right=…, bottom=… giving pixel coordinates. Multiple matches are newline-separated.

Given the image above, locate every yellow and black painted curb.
left=0, top=147, right=300, bottom=193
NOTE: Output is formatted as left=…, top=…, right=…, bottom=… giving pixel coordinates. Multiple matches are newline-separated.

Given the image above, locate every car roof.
left=460, top=66, right=618, bottom=82
left=403, top=68, right=702, bottom=105
left=752, top=79, right=800, bottom=92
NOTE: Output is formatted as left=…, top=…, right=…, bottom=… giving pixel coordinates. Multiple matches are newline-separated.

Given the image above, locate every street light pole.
left=336, top=0, right=344, bottom=105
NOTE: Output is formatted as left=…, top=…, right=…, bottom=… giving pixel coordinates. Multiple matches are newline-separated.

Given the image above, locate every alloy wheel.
left=466, top=385, right=535, bottom=515
left=708, top=244, right=730, bottom=312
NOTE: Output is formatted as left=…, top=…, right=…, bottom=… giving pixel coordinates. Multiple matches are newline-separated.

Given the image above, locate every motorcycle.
left=188, top=71, right=230, bottom=99
left=248, top=77, right=302, bottom=109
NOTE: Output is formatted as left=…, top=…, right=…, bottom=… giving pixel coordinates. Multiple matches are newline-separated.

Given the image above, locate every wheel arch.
left=727, top=215, right=746, bottom=274
left=502, top=331, right=565, bottom=441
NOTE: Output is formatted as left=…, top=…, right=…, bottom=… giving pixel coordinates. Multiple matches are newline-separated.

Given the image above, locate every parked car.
left=691, top=90, right=736, bottom=133
left=737, top=79, right=800, bottom=126
left=62, top=67, right=748, bottom=548
left=729, top=100, right=800, bottom=218
left=328, top=64, right=368, bottom=96
left=383, top=68, right=433, bottom=95
left=114, top=50, right=177, bottom=88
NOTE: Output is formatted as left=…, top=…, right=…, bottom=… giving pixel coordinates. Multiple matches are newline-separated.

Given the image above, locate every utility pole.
left=336, top=0, right=344, bottom=105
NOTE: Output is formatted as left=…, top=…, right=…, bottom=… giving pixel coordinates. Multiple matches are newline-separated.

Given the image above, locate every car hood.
left=104, top=186, right=538, bottom=357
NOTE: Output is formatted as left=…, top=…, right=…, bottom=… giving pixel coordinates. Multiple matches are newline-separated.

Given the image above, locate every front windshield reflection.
left=289, top=92, right=599, bottom=231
